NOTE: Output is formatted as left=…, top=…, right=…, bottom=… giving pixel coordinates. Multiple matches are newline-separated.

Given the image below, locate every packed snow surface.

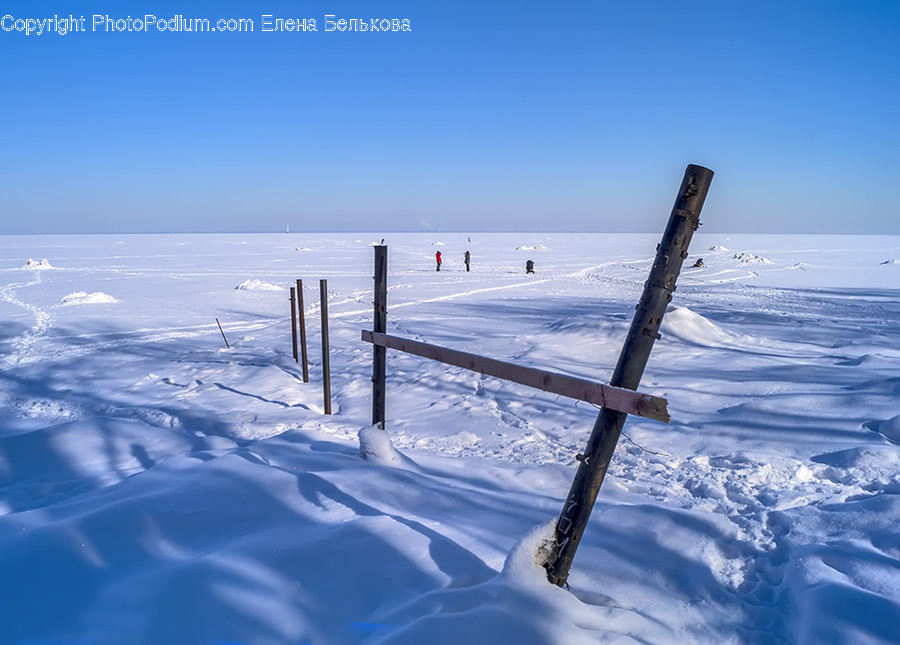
left=1, top=232, right=899, bottom=644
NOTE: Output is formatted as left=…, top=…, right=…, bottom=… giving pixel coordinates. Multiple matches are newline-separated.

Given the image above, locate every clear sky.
left=2, top=1, right=898, bottom=234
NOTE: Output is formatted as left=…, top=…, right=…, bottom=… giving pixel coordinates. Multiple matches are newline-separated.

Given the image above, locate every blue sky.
left=2, top=1, right=898, bottom=234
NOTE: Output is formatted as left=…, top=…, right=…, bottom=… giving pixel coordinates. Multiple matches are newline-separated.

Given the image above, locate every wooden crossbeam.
left=361, top=330, right=669, bottom=423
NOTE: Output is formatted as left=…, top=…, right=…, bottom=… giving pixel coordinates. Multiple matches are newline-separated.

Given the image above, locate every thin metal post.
left=216, top=318, right=230, bottom=349
left=320, top=279, right=332, bottom=415
left=297, top=279, right=309, bottom=383
left=372, top=245, right=387, bottom=427
left=545, top=164, right=714, bottom=587
left=290, top=287, right=299, bottom=362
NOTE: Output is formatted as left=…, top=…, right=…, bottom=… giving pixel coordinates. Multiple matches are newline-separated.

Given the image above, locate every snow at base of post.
left=358, top=425, right=418, bottom=470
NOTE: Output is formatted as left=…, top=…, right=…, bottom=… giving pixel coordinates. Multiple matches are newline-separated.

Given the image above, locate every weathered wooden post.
left=290, top=287, right=299, bottom=362
left=545, top=164, right=714, bottom=587
left=320, top=279, right=332, bottom=415
left=372, top=245, right=388, bottom=427
left=296, top=279, right=309, bottom=383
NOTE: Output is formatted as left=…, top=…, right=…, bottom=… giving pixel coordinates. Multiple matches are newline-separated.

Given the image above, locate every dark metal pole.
left=290, top=287, right=299, bottom=362
left=320, top=279, right=332, bottom=415
left=545, top=164, right=714, bottom=587
left=372, top=245, right=388, bottom=427
left=297, top=279, right=309, bottom=383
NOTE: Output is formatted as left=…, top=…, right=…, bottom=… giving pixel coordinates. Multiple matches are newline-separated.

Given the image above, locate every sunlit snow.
left=1, top=232, right=899, bottom=644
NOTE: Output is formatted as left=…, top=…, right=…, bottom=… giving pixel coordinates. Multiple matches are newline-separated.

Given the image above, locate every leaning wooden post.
left=320, top=279, right=332, bottom=415
left=372, top=245, right=388, bottom=427
left=545, top=164, right=714, bottom=587
left=290, top=287, right=299, bottom=362
left=297, top=279, right=309, bottom=383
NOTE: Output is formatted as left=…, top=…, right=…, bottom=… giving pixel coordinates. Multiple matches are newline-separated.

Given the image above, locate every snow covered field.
left=1, top=232, right=899, bottom=644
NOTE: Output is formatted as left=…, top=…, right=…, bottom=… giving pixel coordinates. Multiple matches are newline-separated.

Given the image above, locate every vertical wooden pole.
left=372, top=245, right=388, bottom=427
left=297, top=279, right=309, bottom=383
left=290, top=287, right=299, bottom=362
left=320, top=279, right=332, bottom=415
left=545, top=164, right=715, bottom=587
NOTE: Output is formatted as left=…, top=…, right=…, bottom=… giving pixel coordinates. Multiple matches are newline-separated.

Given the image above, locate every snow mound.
left=662, top=306, right=745, bottom=347
left=60, top=291, right=118, bottom=305
left=235, top=279, right=283, bottom=291
left=516, top=245, right=549, bottom=252
left=732, top=252, right=772, bottom=264
left=24, top=258, right=53, bottom=269
left=498, top=521, right=557, bottom=585
left=375, top=522, right=604, bottom=644
left=452, top=430, right=479, bottom=446
left=874, top=415, right=900, bottom=443
left=812, top=445, right=900, bottom=486
left=359, top=425, right=417, bottom=469
left=709, top=245, right=729, bottom=251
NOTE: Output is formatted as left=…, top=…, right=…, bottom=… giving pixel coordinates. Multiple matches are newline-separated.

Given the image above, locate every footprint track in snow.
left=0, top=273, right=52, bottom=367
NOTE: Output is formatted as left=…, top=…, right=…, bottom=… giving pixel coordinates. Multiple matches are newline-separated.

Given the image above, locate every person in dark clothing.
left=692, top=258, right=704, bottom=268
left=464, top=250, right=470, bottom=272
left=525, top=259, right=534, bottom=274
left=435, top=251, right=442, bottom=271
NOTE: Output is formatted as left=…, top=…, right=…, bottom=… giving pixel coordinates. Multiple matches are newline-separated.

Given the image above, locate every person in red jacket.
left=435, top=251, right=442, bottom=271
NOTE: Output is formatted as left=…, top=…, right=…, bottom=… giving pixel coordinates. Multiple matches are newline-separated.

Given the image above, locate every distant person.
left=525, top=259, right=534, bottom=274
left=464, top=250, right=471, bottom=272
left=435, top=251, right=442, bottom=271
left=692, top=258, right=704, bottom=268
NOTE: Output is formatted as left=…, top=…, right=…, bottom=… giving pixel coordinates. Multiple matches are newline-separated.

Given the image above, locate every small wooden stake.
left=320, top=279, right=332, bottom=415
left=215, top=318, right=230, bottom=349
